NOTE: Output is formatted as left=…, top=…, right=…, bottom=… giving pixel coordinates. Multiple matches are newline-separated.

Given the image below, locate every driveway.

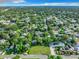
left=49, top=44, right=56, bottom=55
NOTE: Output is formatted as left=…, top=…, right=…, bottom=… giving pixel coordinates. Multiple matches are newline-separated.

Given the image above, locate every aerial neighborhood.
left=0, top=7, right=79, bottom=59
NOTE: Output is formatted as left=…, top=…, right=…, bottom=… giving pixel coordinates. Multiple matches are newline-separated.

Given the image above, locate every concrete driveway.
left=49, top=44, right=56, bottom=55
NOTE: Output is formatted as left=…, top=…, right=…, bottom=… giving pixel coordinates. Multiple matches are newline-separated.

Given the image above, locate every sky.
left=0, top=0, right=79, bottom=6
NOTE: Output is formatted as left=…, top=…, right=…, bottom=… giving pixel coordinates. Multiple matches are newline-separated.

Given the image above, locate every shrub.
left=48, top=55, right=55, bottom=59
left=56, top=55, right=62, bottom=59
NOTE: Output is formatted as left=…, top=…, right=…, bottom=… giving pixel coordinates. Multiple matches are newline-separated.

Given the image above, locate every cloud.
left=13, top=0, right=25, bottom=3
left=0, top=0, right=25, bottom=3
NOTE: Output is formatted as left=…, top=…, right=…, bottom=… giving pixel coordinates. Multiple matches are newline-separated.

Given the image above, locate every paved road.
left=21, top=55, right=48, bottom=59
left=0, top=55, right=48, bottom=59
left=62, top=55, right=79, bottom=59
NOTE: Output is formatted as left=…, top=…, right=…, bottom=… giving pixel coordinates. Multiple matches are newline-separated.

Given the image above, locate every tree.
left=56, top=56, right=62, bottom=59
left=62, top=34, right=69, bottom=40
left=48, top=55, right=55, bottom=59
left=27, top=33, right=33, bottom=45
left=6, top=37, right=28, bottom=54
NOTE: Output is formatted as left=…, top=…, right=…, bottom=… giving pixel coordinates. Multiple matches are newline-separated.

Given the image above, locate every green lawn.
left=0, top=58, right=3, bottom=59
left=23, top=58, right=39, bottom=59
left=29, top=46, right=50, bottom=55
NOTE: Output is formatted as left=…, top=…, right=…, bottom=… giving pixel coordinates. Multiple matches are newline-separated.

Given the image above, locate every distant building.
left=0, top=51, right=2, bottom=55
left=49, top=42, right=65, bottom=48
left=74, top=42, right=79, bottom=51
left=71, top=19, right=76, bottom=23
left=32, top=40, right=37, bottom=45
left=0, top=39, right=6, bottom=44
left=74, top=39, right=79, bottom=51
left=75, top=33, right=79, bottom=38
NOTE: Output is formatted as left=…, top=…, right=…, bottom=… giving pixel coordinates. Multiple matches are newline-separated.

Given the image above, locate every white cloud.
left=13, top=0, right=25, bottom=3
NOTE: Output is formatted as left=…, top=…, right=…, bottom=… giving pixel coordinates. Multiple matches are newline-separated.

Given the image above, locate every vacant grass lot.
left=23, top=58, right=39, bottom=59
left=29, top=46, right=50, bottom=55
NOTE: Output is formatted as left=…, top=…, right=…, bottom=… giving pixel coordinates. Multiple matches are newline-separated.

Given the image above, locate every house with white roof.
left=49, top=42, right=65, bottom=48
left=74, top=39, right=79, bottom=51
left=74, top=42, right=79, bottom=51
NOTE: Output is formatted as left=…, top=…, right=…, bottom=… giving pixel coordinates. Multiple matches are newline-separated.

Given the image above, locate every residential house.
left=49, top=42, right=65, bottom=48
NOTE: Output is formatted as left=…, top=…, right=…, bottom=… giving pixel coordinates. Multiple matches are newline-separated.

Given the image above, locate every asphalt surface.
left=62, top=55, right=79, bottom=59
left=0, top=55, right=48, bottom=59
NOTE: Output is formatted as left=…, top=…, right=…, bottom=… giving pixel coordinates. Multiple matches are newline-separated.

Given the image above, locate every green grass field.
left=29, top=46, right=50, bottom=55
left=23, top=58, right=39, bottom=59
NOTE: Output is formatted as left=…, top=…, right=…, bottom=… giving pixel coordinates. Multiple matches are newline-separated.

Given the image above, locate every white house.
left=0, top=39, right=6, bottom=44
left=74, top=42, right=79, bottom=51
left=75, top=33, right=79, bottom=38
left=49, top=42, right=65, bottom=48
left=0, top=51, right=2, bottom=55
